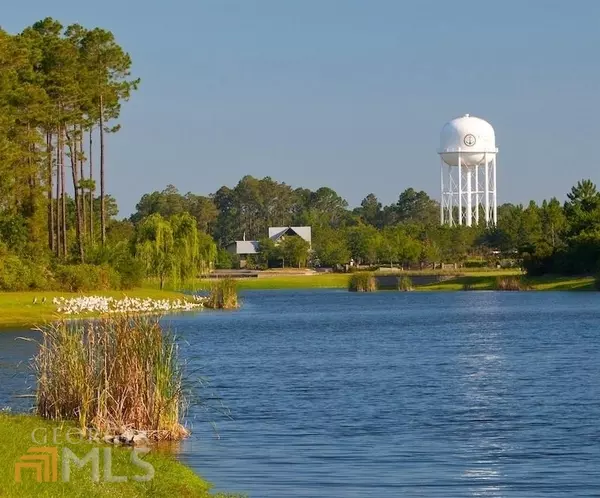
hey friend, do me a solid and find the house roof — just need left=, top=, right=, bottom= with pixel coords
left=227, top=226, right=312, bottom=255
left=268, top=226, right=312, bottom=244
left=227, top=240, right=260, bottom=255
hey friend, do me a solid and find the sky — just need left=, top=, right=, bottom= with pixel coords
left=4, top=0, right=600, bottom=216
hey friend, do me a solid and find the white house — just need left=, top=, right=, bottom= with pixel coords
left=226, top=226, right=312, bottom=267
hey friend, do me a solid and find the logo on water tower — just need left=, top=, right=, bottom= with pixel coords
left=463, top=134, right=476, bottom=147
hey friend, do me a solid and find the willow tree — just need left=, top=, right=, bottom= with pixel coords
left=197, top=231, right=217, bottom=275
left=171, top=212, right=217, bottom=285
left=170, top=212, right=199, bottom=287
left=135, top=213, right=217, bottom=289
left=135, top=214, right=175, bottom=290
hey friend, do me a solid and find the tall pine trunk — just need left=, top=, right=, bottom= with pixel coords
left=67, top=126, right=85, bottom=262
left=55, top=130, right=62, bottom=258
left=61, top=128, right=67, bottom=257
left=80, top=124, right=86, bottom=241
left=47, top=132, right=55, bottom=253
left=99, top=94, right=106, bottom=246
left=89, top=127, right=94, bottom=244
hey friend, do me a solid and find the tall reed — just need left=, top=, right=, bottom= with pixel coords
left=206, top=278, right=239, bottom=309
left=33, top=316, right=188, bottom=440
left=398, top=276, right=413, bottom=291
left=494, top=276, right=529, bottom=291
left=348, top=272, right=377, bottom=292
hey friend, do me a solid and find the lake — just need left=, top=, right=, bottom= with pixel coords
left=1, top=290, right=600, bottom=497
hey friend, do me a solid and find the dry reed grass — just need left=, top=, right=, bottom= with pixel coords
left=348, top=272, right=377, bottom=292
left=494, top=276, right=529, bottom=291
left=205, top=278, right=239, bottom=309
left=32, top=315, right=188, bottom=440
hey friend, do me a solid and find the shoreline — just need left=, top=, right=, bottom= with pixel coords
left=0, top=273, right=595, bottom=330
left=187, top=272, right=595, bottom=292
left=0, top=413, right=241, bottom=497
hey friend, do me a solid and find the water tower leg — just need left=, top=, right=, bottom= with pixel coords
left=484, top=153, right=489, bottom=226
left=440, top=159, right=444, bottom=225
left=475, top=164, right=479, bottom=225
left=492, top=155, right=498, bottom=225
left=466, top=168, right=472, bottom=227
left=448, top=165, right=453, bottom=226
left=458, top=153, right=462, bottom=225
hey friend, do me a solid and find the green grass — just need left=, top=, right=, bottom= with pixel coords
left=143, top=274, right=351, bottom=291
left=0, top=413, right=243, bottom=497
left=0, top=289, right=189, bottom=330
left=145, top=270, right=596, bottom=293
left=419, top=274, right=595, bottom=291
left=233, top=273, right=350, bottom=290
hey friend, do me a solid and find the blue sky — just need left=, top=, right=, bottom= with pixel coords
left=4, top=0, right=600, bottom=216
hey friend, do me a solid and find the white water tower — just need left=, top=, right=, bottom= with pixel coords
left=438, top=114, right=498, bottom=226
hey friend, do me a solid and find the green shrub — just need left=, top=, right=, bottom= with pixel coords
left=464, top=260, right=487, bottom=268
left=0, top=255, right=31, bottom=291
left=594, top=274, right=600, bottom=291
left=114, top=255, right=145, bottom=289
left=215, top=248, right=233, bottom=269
left=98, top=264, right=121, bottom=290
left=348, top=265, right=380, bottom=273
left=0, top=255, right=50, bottom=291
left=348, top=272, right=377, bottom=292
left=398, top=276, right=413, bottom=291
left=54, top=264, right=121, bottom=292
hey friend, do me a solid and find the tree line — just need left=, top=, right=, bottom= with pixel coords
left=1, top=19, right=599, bottom=290
left=130, top=176, right=600, bottom=276
left=0, top=18, right=137, bottom=263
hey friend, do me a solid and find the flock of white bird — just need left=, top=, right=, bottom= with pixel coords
left=52, top=295, right=206, bottom=315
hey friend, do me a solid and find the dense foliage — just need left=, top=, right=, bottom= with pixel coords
left=1, top=19, right=599, bottom=291
left=0, top=19, right=215, bottom=290
left=129, top=177, right=600, bottom=276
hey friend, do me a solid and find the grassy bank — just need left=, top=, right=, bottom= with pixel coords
left=0, top=413, right=241, bottom=498
left=1, top=271, right=592, bottom=331
left=419, top=274, right=595, bottom=291
left=174, top=270, right=593, bottom=292
left=0, top=289, right=189, bottom=330
left=144, top=273, right=351, bottom=291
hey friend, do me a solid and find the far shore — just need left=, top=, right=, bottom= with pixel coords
left=154, top=269, right=595, bottom=292
left=0, top=271, right=595, bottom=331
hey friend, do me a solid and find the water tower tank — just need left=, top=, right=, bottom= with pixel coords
left=439, top=114, right=496, bottom=167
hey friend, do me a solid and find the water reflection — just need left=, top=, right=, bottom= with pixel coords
left=457, top=293, right=510, bottom=497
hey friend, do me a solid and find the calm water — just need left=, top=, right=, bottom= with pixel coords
left=1, top=290, right=600, bottom=497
